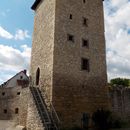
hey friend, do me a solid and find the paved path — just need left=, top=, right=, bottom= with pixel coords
left=0, top=120, right=25, bottom=130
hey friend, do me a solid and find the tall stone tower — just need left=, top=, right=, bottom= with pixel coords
left=30, top=0, right=109, bottom=128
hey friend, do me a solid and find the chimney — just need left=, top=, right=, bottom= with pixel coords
left=23, top=70, right=27, bottom=74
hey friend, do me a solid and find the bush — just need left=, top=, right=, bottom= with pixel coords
left=92, top=109, right=122, bottom=130
left=110, top=78, right=130, bottom=87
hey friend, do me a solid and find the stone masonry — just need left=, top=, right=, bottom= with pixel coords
left=0, top=86, right=29, bottom=126
left=30, top=0, right=109, bottom=128
left=110, top=86, right=130, bottom=121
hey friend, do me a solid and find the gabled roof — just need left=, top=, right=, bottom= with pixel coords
left=31, top=0, right=104, bottom=11
left=0, top=70, right=29, bottom=88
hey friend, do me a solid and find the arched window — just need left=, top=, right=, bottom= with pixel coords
left=36, top=68, right=40, bottom=85
left=15, top=108, right=19, bottom=114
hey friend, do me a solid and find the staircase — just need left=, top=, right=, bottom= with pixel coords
left=30, top=87, right=59, bottom=130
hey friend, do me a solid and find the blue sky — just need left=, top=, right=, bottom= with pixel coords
left=0, top=0, right=130, bottom=84
left=0, top=0, right=34, bottom=83
left=0, top=0, right=34, bottom=49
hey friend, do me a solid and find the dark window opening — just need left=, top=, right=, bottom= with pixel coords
left=83, top=17, right=88, bottom=26
left=4, top=109, right=7, bottom=114
left=17, top=92, right=20, bottom=95
left=81, top=58, right=90, bottom=71
left=82, top=85, right=85, bottom=88
left=2, top=92, right=5, bottom=96
left=69, top=14, right=72, bottom=19
left=20, top=76, right=23, bottom=79
left=36, top=68, right=40, bottom=85
left=83, top=0, right=86, bottom=3
left=67, top=34, right=74, bottom=42
left=15, top=108, right=19, bottom=114
left=82, top=39, right=89, bottom=48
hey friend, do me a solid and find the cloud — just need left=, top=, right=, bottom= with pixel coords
left=0, top=26, right=13, bottom=39
left=104, top=0, right=130, bottom=80
left=14, top=29, right=30, bottom=40
left=0, top=44, right=31, bottom=84
left=0, top=26, right=30, bottom=40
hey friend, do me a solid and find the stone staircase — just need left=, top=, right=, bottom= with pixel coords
left=30, top=87, right=59, bottom=130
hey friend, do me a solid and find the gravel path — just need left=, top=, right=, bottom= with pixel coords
left=0, top=120, right=25, bottom=130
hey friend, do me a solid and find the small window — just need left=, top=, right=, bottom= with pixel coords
left=4, top=109, right=7, bottom=114
left=17, top=92, right=20, bottom=95
left=83, top=0, right=86, bottom=3
left=81, top=58, right=90, bottom=71
left=36, top=68, right=40, bottom=85
left=69, top=14, right=72, bottom=19
left=82, top=39, right=89, bottom=48
left=2, top=92, right=5, bottom=96
left=82, top=85, right=85, bottom=88
left=67, top=34, right=74, bottom=42
left=83, top=17, right=88, bottom=26
left=15, top=108, right=19, bottom=114
left=20, top=76, right=23, bottom=79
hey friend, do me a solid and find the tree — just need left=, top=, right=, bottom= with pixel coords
left=110, top=78, right=130, bottom=87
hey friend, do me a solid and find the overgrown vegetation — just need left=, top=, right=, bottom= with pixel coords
left=110, top=78, right=130, bottom=87
left=92, top=109, right=122, bottom=130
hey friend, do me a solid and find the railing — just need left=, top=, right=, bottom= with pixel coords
left=30, top=87, right=52, bottom=130
left=50, top=103, right=61, bottom=129
left=29, top=80, right=61, bottom=130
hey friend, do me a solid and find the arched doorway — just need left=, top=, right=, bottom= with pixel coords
left=36, top=68, right=40, bottom=85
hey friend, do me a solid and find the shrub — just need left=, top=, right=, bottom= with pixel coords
left=92, top=109, right=122, bottom=130
left=92, top=109, right=111, bottom=130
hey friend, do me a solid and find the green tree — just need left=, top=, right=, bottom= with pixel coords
left=110, top=78, right=130, bottom=87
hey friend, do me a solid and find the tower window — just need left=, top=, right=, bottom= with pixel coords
left=83, top=17, right=88, bottom=26
left=17, top=92, right=20, bottom=95
left=83, top=0, right=86, bottom=3
left=36, top=68, right=40, bottom=85
left=15, top=108, right=19, bottom=114
left=82, top=39, right=89, bottom=48
left=67, top=34, right=74, bottom=42
left=2, top=92, right=5, bottom=96
left=81, top=58, right=90, bottom=71
left=69, top=14, right=72, bottom=19
left=4, top=109, right=7, bottom=114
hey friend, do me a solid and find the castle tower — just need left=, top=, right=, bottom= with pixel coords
left=30, top=0, right=109, bottom=128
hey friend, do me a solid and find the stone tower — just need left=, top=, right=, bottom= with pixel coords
left=30, top=0, right=109, bottom=128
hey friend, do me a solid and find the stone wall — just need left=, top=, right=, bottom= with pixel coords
left=30, top=0, right=56, bottom=104
left=110, top=86, right=130, bottom=121
left=19, top=87, right=29, bottom=126
left=30, top=0, right=109, bottom=128
left=52, top=0, right=109, bottom=127
left=0, top=86, right=29, bottom=126
left=26, top=90, right=44, bottom=130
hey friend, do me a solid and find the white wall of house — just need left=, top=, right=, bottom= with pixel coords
left=6, top=71, right=28, bottom=88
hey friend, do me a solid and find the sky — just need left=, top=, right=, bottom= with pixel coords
left=0, top=0, right=130, bottom=84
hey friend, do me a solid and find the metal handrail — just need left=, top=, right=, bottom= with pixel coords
left=30, top=87, right=51, bottom=130
left=30, top=80, right=60, bottom=130
left=35, top=87, right=51, bottom=123
left=50, top=103, right=61, bottom=124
